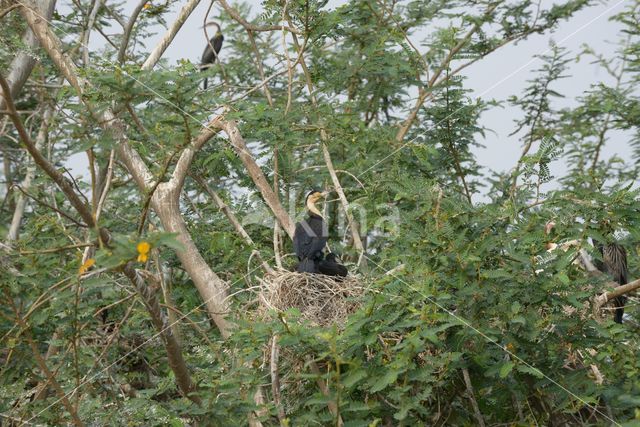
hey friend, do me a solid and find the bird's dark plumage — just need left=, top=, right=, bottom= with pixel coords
left=294, top=190, right=328, bottom=273
left=294, top=213, right=327, bottom=273
left=594, top=240, right=628, bottom=323
left=200, top=23, right=223, bottom=89
left=318, top=252, right=348, bottom=277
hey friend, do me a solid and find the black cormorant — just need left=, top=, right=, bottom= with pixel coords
left=319, top=252, right=348, bottom=277
left=593, top=239, right=628, bottom=324
left=293, top=190, right=328, bottom=273
left=200, top=21, right=223, bottom=89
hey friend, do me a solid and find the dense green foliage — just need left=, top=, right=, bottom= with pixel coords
left=2, top=0, right=640, bottom=425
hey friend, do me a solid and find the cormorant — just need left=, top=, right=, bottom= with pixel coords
left=319, top=252, right=348, bottom=277
left=293, top=190, right=328, bottom=273
left=593, top=239, right=628, bottom=324
left=200, top=21, right=223, bottom=89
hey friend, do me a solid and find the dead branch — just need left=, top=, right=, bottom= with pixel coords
left=579, top=250, right=640, bottom=319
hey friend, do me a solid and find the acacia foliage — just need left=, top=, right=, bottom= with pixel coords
left=1, top=0, right=640, bottom=425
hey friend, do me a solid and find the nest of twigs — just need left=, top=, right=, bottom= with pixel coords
left=258, top=270, right=366, bottom=327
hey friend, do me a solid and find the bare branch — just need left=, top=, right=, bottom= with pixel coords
left=213, top=119, right=296, bottom=238
left=81, top=0, right=103, bottom=67
left=117, top=0, right=150, bottom=64
left=462, top=368, right=485, bottom=427
left=141, top=0, right=201, bottom=70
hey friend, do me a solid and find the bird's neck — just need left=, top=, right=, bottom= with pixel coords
left=306, top=200, right=323, bottom=218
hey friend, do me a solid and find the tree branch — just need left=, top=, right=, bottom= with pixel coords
left=0, top=74, right=109, bottom=244
left=217, top=0, right=301, bottom=34
left=213, top=119, right=296, bottom=239
left=141, top=0, right=201, bottom=70
left=123, top=264, right=200, bottom=404
left=0, top=0, right=56, bottom=112
left=117, top=0, right=150, bottom=64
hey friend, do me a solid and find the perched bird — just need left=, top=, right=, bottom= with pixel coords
left=593, top=239, right=628, bottom=324
left=319, top=252, right=348, bottom=278
left=293, top=190, right=328, bottom=273
left=200, top=21, right=224, bottom=89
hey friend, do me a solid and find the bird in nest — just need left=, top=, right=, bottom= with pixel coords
left=293, top=190, right=348, bottom=277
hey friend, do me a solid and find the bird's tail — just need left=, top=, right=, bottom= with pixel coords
left=614, top=296, right=626, bottom=324
left=296, top=258, right=317, bottom=273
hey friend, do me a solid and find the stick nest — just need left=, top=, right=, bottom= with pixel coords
left=258, top=270, right=366, bottom=327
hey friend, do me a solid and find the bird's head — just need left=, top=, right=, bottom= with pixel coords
left=203, top=21, right=221, bottom=35
left=305, top=189, right=328, bottom=216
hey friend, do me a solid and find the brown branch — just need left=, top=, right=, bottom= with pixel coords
left=0, top=75, right=109, bottom=244
left=213, top=119, right=296, bottom=239
left=117, top=0, right=150, bottom=64
left=308, top=358, right=344, bottom=427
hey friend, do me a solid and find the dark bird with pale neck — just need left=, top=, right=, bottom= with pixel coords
left=200, top=21, right=223, bottom=89
left=293, top=190, right=329, bottom=273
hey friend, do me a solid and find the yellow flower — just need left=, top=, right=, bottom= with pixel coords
left=137, top=241, right=151, bottom=263
left=79, top=258, right=95, bottom=274
left=143, top=3, right=152, bottom=9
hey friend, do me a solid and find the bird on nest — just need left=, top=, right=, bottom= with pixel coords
left=293, top=190, right=348, bottom=277
left=200, top=21, right=224, bottom=89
